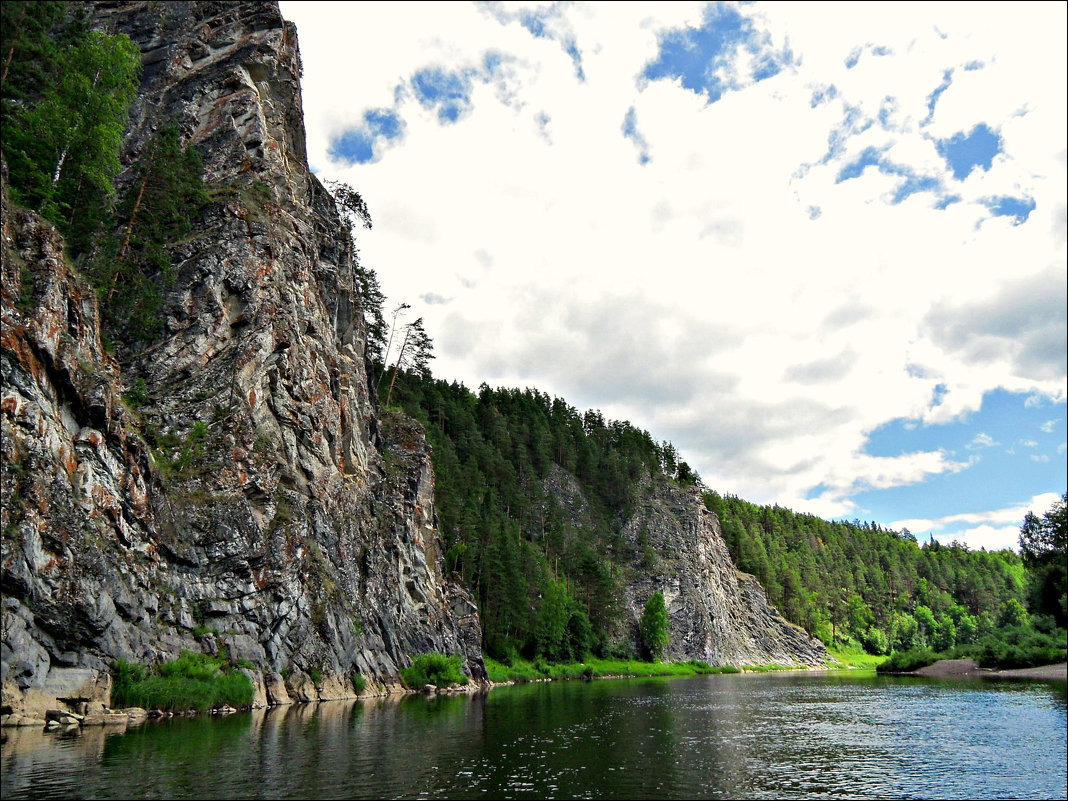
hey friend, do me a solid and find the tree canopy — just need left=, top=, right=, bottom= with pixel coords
left=3, top=22, right=141, bottom=255
left=640, top=591, right=669, bottom=661
left=1019, top=493, right=1067, bottom=627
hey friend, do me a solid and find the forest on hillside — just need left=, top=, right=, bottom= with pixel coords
left=706, top=493, right=1032, bottom=654
left=384, top=369, right=1057, bottom=664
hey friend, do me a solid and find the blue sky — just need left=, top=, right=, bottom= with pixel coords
left=280, top=1, right=1067, bottom=551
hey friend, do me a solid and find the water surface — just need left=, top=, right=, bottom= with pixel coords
left=3, top=672, right=1065, bottom=799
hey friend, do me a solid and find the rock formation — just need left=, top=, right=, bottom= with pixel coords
left=548, top=468, right=827, bottom=666
left=2, top=0, right=484, bottom=722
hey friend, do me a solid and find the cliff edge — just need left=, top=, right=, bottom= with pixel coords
left=2, top=0, right=484, bottom=722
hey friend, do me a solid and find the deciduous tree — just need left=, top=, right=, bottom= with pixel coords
left=640, top=590, right=669, bottom=661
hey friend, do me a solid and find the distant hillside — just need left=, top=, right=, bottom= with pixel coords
left=387, top=372, right=826, bottom=666
left=707, top=493, right=1027, bottom=653
left=390, top=370, right=1029, bottom=660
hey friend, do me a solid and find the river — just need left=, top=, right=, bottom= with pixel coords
left=2, top=671, right=1065, bottom=799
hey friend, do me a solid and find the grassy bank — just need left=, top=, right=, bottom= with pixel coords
left=111, top=651, right=255, bottom=712
left=825, top=644, right=885, bottom=670
left=482, top=656, right=822, bottom=684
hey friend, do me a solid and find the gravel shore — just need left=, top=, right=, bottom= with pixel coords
left=911, top=659, right=1067, bottom=681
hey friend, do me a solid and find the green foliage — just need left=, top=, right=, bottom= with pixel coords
left=1019, top=493, right=1067, bottom=627
left=326, top=179, right=372, bottom=230
left=891, top=612, right=921, bottom=652
left=355, top=262, right=388, bottom=361
left=351, top=673, right=367, bottom=694
left=639, top=591, right=669, bottom=661
left=383, top=317, right=434, bottom=406
left=152, top=420, right=210, bottom=475
left=401, top=653, right=466, bottom=689
left=861, top=626, right=890, bottom=656
left=973, top=626, right=1066, bottom=670
left=387, top=372, right=682, bottom=663
left=705, top=490, right=1029, bottom=655
left=3, top=26, right=140, bottom=255
left=123, top=378, right=149, bottom=410
left=875, top=648, right=939, bottom=674
left=534, top=580, right=592, bottom=662
left=875, top=624, right=1066, bottom=673
left=998, top=597, right=1030, bottom=630
left=111, top=651, right=254, bottom=711
left=1, top=3, right=68, bottom=106
left=483, top=655, right=737, bottom=684
left=90, top=123, right=209, bottom=345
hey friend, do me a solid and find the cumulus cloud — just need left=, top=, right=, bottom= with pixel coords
left=281, top=1, right=1066, bottom=533
left=922, top=267, right=1068, bottom=383
left=893, top=492, right=1064, bottom=551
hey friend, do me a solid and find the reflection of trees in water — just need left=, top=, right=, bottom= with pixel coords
left=4, top=676, right=1066, bottom=799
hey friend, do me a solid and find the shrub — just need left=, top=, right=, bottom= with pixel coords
left=352, top=673, right=367, bottom=694
left=401, top=653, right=466, bottom=689
left=111, top=650, right=254, bottom=711
left=875, top=648, right=938, bottom=674
left=861, top=626, right=890, bottom=656
left=974, top=627, right=1066, bottom=669
left=640, top=591, right=669, bottom=661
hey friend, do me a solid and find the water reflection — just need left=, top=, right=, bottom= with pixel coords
left=2, top=673, right=1065, bottom=800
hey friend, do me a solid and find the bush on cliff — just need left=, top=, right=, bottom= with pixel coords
left=401, top=653, right=466, bottom=689
left=640, top=591, right=669, bottom=661
left=111, top=651, right=254, bottom=711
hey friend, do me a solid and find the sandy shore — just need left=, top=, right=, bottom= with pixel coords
left=910, top=659, right=1067, bottom=681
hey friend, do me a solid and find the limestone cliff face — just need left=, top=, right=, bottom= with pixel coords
left=1, top=0, right=484, bottom=718
left=548, top=468, right=828, bottom=666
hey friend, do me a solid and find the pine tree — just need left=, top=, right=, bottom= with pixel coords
left=91, top=124, right=208, bottom=344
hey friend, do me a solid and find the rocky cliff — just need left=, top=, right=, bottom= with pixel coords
left=2, top=0, right=484, bottom=720
left=547, top=467, right=827, bottom=666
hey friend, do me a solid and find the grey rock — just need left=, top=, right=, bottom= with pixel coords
left=1, top=0, right=487, bottom=712
left=550, top=468, right=829, bottom=667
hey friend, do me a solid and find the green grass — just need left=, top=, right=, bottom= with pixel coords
left=111, top=651, right=254, bottom=711
left=401, top=653, right=467, bottom=689
left=484, top=656, right=747, bottom=684
left=826, top=645, right=885, bottom=670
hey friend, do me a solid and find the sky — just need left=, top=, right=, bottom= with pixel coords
left=278, top=1, right=1067, bottom=552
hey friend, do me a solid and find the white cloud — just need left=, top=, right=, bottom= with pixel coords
left=280, top=2, right=1067, bottom=525
left=892, top=492, right=1064, bottom=551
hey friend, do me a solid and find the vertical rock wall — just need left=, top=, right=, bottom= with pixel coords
left=2, top=0, right=485, bottom=719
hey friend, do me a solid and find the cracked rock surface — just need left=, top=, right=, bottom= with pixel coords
left=2, top=1, right=485, bottom=718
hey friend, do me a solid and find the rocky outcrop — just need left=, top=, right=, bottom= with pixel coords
left=2, top=0, right=485, bottom=721
left=548, top=468, right=828, bottom=666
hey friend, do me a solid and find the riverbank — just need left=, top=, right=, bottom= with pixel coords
left=909, top=659, right=1067, bottom=681
left=482, top=655, right=845, bottom=685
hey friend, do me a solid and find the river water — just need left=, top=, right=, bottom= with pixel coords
left=2, top=671, right=1065, bottom=799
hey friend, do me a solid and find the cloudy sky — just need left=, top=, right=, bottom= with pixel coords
left=278, top=1, right=1066, bottom=551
